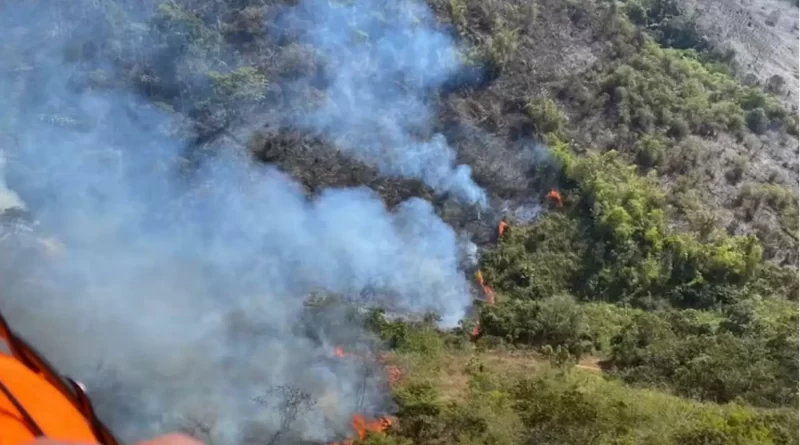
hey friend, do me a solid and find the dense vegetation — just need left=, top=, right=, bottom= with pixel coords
left=1, top=0, right=797, bottom=444
left=355, top=311, right=799, bottom=445
left=371, top=0, right=798, bottom=441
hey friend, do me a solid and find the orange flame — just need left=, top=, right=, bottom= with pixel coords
left=334, top=347, right=403, bottom=386
left=353, top=414, right=392, bottom=440
left=546, top=189, right=562, bottom=208
left=497, top=220, right=509, bottom=238
left=474, top=271, right=495, bottom=305
left=374, top=352, right=402, bottom=386
left=327, top=351, right=399, bottom=444
left=474, top=270, right=485, bottom=287
left=471, top=321, right=481, bottom=338
left=471, top=270, right=496, bottom=339
left=483, top=286, right=495, bottom=305
left=326, top=415, right=394, bottom=445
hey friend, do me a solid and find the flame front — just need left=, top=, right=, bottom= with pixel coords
left=497, top=220, right=509, bottom=238
left=326, top=414, right=394, bottom=445
left=471, top=269, right=496, bottom=338
left=473, top=270, right=495, bottom=305
left=546, top=189, right=562, bottom=208
left=326, top=347, right=401, bottom=444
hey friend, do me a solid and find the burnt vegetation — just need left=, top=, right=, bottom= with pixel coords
left=0, top=0, right=798, bottom=444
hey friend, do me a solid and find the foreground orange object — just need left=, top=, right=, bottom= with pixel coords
left=0, top=309, right=213, bottom=445
left=0, top=310, right=119, bottom=445
left=0, top=353, right=98, bottom=445
left=17, top=434, right=204, bottom=445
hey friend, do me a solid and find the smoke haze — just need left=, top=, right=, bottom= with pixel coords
left=274, top=0, right=488, bottom=206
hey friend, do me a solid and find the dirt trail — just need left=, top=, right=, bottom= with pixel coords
left=575, top=356, right=603, bottom=372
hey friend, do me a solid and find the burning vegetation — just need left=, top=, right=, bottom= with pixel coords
left=324, top=414, right=394, bottom=445
left=545, top=189, right=562, bottom=208
left=497, top=220, right=509, bottom=239
left=1, top=0, right=795, bottom=442
left=327, top=346, right=401, bottom=444
left=332, top=346, right=403, bottom=387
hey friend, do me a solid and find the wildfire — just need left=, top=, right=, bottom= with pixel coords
left=471, top=323, right=481, bottom=338
left=327, top=349, right=400, bottom=444
left=497, top=220, right=509, bottom=238
left=353, top=414, right=393, bottom=441
left=546, top=189, right=562, bottom=208
left=376, top=353, right=402, bottom=386
left=332, top=347, right=402, bottom=386
left=473, top=270, right=495, bottom=305
left=326, top=414, right=394, bottom=445
left=471, top=270, right=496, bottom=338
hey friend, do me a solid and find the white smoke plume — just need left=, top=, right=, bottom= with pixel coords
left=273, top=0, right=488, bottom=207
left=0, top=0, right=484, bottom=443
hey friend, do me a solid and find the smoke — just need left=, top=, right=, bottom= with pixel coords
left=0, top=152, right=25, bottom=211
left=273, top=0, right=488, bottom=207
left=0, top=0, right=483, bottom=444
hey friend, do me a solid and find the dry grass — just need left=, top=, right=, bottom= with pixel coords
left=392, top=347, right=602, bottom=402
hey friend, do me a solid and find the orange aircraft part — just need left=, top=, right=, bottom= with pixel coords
left=0, top=352, right=99, bottom=445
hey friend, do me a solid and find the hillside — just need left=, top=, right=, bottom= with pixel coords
left=0, top=0, right=797, bottom=444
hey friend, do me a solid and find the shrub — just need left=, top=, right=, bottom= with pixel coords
left=479, top=296, right=593, bottom=356
left=483, top=145, right=769, bottom=309
left=525, top=98, right=566, bottom=136
left=607, top=302, right=798, bottom=407
left=585, top=37, right=794, bottom=142
left=745, top=108, right=769, bottom=134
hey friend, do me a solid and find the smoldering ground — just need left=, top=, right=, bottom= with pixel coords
left=0, top=1, right=489, bottom=444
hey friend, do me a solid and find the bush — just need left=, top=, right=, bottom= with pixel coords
left=673, top=407, right=775, bottom=445
left=745, top=108, right=769, bottom=134
left=479, top=295, right=593, bottom=357
left=481, top=212, right=586, bottom=300
left=584, top=38, right=793, bottom=143
left=607, top=301, right=798, bottom=407
left=525, top=98, right=566, bottom=136
left=483, top=145, right=772, bottom=310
